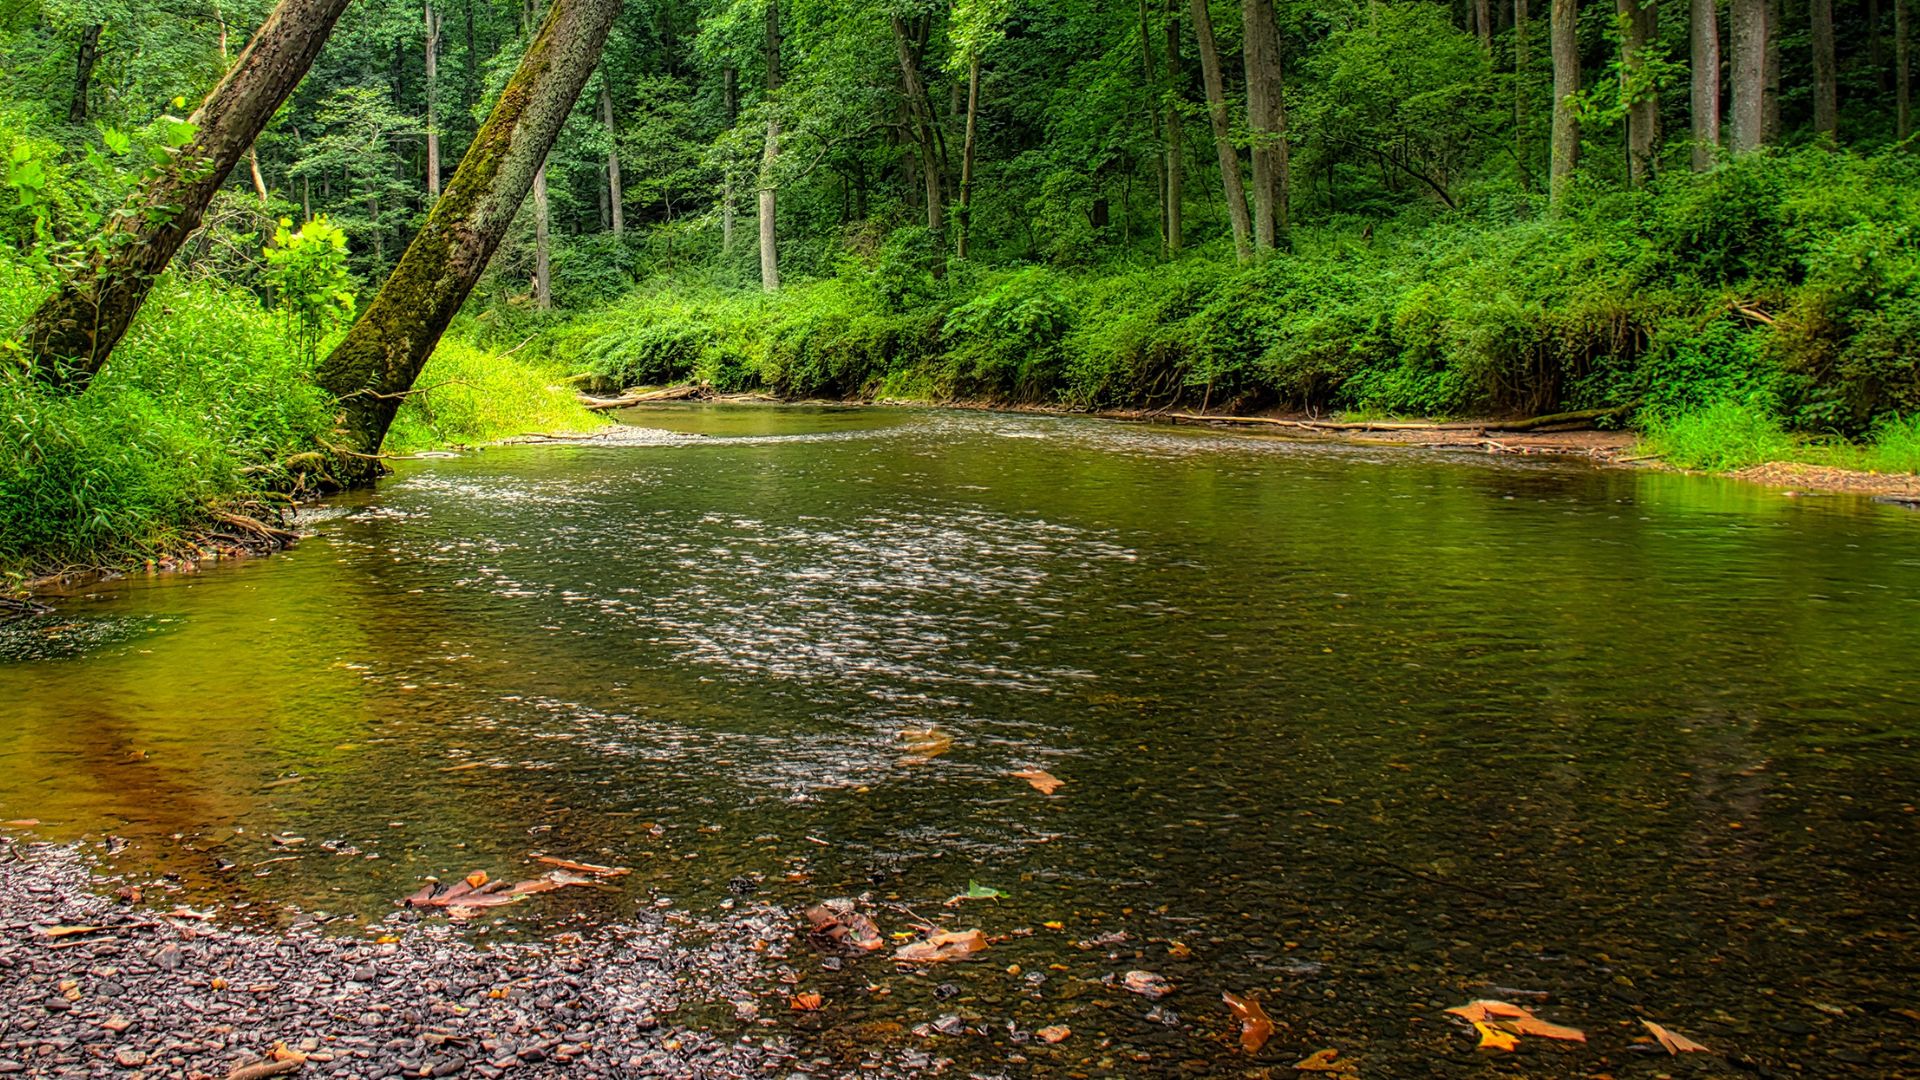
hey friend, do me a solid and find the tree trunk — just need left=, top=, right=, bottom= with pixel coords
left=313, top=0, right=620, bottom=477
left=1619, top=0, right=1659, bottom=184
left=957, top=55, right=979, bottom=259
left=425, top=0, right=441, bottom=196
left=1141, top=0, right=1166, bottom=255
left=600, top=81, right=623, bottom=234
left=1810, top=0, right=1837, bottom=139
left=1549, top=0, right=1579, bottom=208
left=1901, top=0, right=1913, bottom=140
left=532, top=162, right=550, bottom=308
left=891, top=14, right=945, bottom=235
left=1763, top=0, right=1781, bottom=142
left=1515, top=0, right=1532, bottom=189
left=759, top=0, right=781, bottom=291
left=24, top=0, right=354, bottom=388
left=1242, top=0, right=1289, bottom=250
left=1690, top=0, right=1720, bottom=168
left=722, top=62, right=738, bottom=252
left=1476, top=0, right=1494, bottom=53
left=70, top=24, right=102, bottom=124
left=1164, top=0, right=1184, bottom=253
left=1730, top=0, right=1768, bottom=150
left=1189, top=0, right=1251, bottom=260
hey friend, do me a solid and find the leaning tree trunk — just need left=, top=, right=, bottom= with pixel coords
left=1190, top=0, right=1251, bottom=260
left=314, top=0, right=621, bottom=481
left=1620, top=0, right=1659, bottom=185
left=1729, top=0, right=1768, bottom=150
left=892, top=15, right=946, bottom=236
left=23, top=0, right=354, bottom=389
left=1164, top=0, right=1185, bottom=253
left=1549, top=0, right=1580, bottom=209
left=600, top=82, right=623, bottom=234
left=1691, top=0, right=1720, bottom=168
left=1810, top=0, right=1837, bottom=140
left=1242, top=0, right=1289, bottom=250
left=70, top=24, right=102, bottom=124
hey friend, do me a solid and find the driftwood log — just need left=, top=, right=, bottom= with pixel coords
left=1163, top=403, right=1636, bottom=434
left=579, top=383, right=702, bottom=410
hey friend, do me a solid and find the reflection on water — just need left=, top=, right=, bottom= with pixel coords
left=5, top=406, right=1920, bottom=1075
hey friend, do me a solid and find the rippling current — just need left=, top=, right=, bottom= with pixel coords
left=5, top=405, right=1920, bottom=1076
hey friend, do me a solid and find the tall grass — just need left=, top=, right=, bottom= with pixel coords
left=1636, top=401, right=1801, bottom=471
left=383, top=338, right=602, bottom=453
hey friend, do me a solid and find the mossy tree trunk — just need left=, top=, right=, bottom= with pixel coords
left=314, top=0, right=621, bottom=481
left=1190, top=0, right=1251, bottom=261
left=1549, top=0, right=1580, bottom=209
left=23, top=0, right=354, bottom=390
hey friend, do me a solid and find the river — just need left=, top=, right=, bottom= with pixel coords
left=4, top=404, right=1919, bottom=1075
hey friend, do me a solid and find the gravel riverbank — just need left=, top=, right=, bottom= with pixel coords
left=0, top=841, right=801, bottom=1079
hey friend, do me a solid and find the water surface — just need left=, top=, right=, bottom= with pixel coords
left=5, top=405, right=1919, bottom=1075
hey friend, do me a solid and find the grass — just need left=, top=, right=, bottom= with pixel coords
left=384, top=338, right=604, bottom=454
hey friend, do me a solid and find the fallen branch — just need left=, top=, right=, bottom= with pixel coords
left=210, top=512, right=302, bottom=546
left=1482, top=403, right=1637, bottom=432
left=580, top=383, right=702, bottom=410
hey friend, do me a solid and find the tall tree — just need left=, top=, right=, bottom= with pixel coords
left=70, top=24, right=103, bottom=124
left=1549, top=0, right=1579, bottom=208
left=601, top=81, right=623, bottom=234
left=1762, top=0, right=1781, bottom=141
left=722, top=61, right=738, bottom=253
left=532, top=162, right=550, bottom=307
left=1164, top=0, right=1185, bottom=253
left=425, top=0, right=442, bottom=196
left=1515, top=0, right=1532, bottom=188
left=892, top=14, right=946, bottom=235
left=1690, top=0, right=1719, bottom=169
left=1809, top=0, right=1837, bottom=139
left=1242, top=0, right=1289, bottom=250
left=758, top=0, right=781, bottom=291
left=1730, top=0, right=1768, bottom=150
left=1619, top=0, right=1659, bottom=185
left=23, top=0, right=356, bottom=388
left=1189, top=0, right=1251, bottom=260
left=1476, top=0, right=1494, bottom=53
left=950, top=0, right=1005, bottom=260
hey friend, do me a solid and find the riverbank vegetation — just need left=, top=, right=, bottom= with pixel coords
left=5, top=0, right=1920, bottom=581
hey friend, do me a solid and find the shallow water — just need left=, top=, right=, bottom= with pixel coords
left=5, top=404, right=1920, bottom=1076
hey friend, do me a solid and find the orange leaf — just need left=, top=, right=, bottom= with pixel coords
left=1445, top=999, right=1533, bottom=1022
left=1642, top=1019, right=1710, bottom=1054
left=1294, top=1048, right=1343, bottom=1072
left=1474, top=1021, right=1519, bottom=1051
left=1510, top=1015, right=1586, bottom=1042
left=464, top=870, right=489, bottom=889
left=1012, top=768, right=1064, bottom=795
left=1223, top=992, right=1275, bottom=1053
left=1036, top=1025, right=1071, bottom=1043
left=894, top=929, right=989, bottom=963
left=900, top=729, right=954, bottom=763
left=790, top=992, right=824, bottom=1011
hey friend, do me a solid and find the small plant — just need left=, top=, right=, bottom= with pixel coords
left=1638, top=399, right=1800, bottom=471
left=263, top=216, right=357, bottom=364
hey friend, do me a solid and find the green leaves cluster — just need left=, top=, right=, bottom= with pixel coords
left=263, top=215, right=357, bottom=364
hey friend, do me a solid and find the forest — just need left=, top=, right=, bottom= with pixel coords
left=4, top=0, right=1920, bottom=578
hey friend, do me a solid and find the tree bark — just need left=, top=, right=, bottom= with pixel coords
left=957, top=55, right=979, bottom=258
left=1810, top=0, right=1837, bottom=139
left=1730, top=0, right=1768, bottom=150
left=1190, top=0, right=1251, bottom=260
left=313, top=0, right=621, bottom=476
left=1515, top=0, right=1532, bottom=189
left=891, top=14, right=945, bottom=235
left=532, top=162, right=550, bottom=308
left=1619, top=0, right=1659, bottom=185
left=1242, top=0, right=1289, bottom=250
left=23, top=0, right=353, bottom=388
left=722, top=62, right=737, bottom=252
left=1164, top=0, right=1184, bottom=253
left=1901, top=0, right=1913, bottom=140
left=759, top=0, right=781, bottom=291
left=1476, top=0, right=1494, bottom=53
left=600, top=81, right=623, bottom=234
left=1690, top=0, right=1720, bottom=168
left=1763, top=0, right=1781, bottom=142
left=1549, top=0, right=1579, bottom=209
left=70, top=24, right=102, bottom=124
left=425, top=0, right=441, bottom=196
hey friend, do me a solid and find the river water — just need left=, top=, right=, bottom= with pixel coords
left=5, top=405, right=1919, bottom=1076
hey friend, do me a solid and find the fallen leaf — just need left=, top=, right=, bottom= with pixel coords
left=1642, top=1019, right=1711, bottom=1054
left=1012, top=768, right=1064, bottom=795
left=464, top=870, right=489, bottom=889
left=1475, top=1021, right=1519, bottom=1051
left=894, top=929, right=990, bottom=963
left=1223, top=991, right=1275, bottom=1053
left=790, top=992, right=824, bottom=1011
left=900, top=729, right=954, bottom=763
left=1445, top=999, right=1532, bottom=1022
left=804, top=899, right=884, bottom=953
left=1509, top=1015, right=1586, bottom=1042
left=1122, top=970, right=1172, bottom=999
left=35, top=925, right=107, bottom=939
left=1036, top=1024, right=1071, bottom=1043
left=270, top=1043, right=306, bottom=1064
left=534, top=856, right=631, bottom=877
left=944, top=880, right=1006, bottom=906
left=1294, top=1048, right=1343, bottom=1072
left=1167, top=940, right=1192, bottom=959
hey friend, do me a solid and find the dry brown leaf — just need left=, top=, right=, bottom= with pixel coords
left=894, top=929, right=990, bottom=963
left=790, top=992, right=824, bottom=1011
left=804, top=900, right=884, bottom=952
left=1474, top=1021, right=1519, bottom=1051
left=1294, top=1048, right=1343, bottom=1072
left=269, top=1043, right=307, bottom=1064
left=1642, top=1019, right=1711, bottom=1054
left=900, top=729, right=954, bottom=763
left=35, top=925, right=107, bottom=939
left=1012, top=768, right=1064, bottom=795
left=534, top=856, right=631, bottom=877
left=1122, top=970, right=1172, bottom=998
left=1036, top=1024, right=1071, bottom=1043
left=1223, top=991, right=1275, bottom=1053
left=1509, top=1015, right=1586, bottom=1042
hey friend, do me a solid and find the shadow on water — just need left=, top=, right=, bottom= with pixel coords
left=5, top=405, right=1920, bottom=1075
